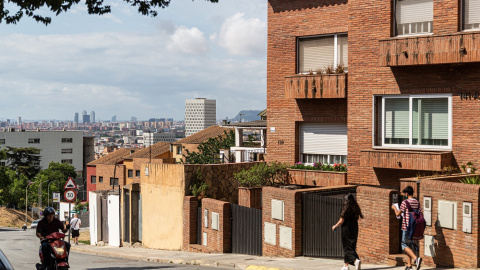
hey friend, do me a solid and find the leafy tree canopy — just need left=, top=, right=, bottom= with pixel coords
left=183, top=130, right=235, bottom=164
left=0, top=0, right=219, bottom=26
left=3, top=146, right=41, bottom=179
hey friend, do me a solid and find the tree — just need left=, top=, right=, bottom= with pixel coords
left=183, top=130, right=235, bottom=164
left=0, top=0, right=219, bottom=26
left=0, top=167, right=29, bottom=208
left=3, top=146, right=41, bottom=179
left=35, top=162, right=78, bottom=207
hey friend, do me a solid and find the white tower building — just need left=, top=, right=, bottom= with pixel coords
left=185, top=98, right=216, bottom=137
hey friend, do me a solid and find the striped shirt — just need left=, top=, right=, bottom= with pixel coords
left=400, top=198, right=422, bottom=231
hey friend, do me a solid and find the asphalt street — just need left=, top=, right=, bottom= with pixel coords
left=0, top=228, right=229, bottom=270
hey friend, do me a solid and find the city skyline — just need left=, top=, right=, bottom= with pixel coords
left=0, top=0, right=267, bottom=121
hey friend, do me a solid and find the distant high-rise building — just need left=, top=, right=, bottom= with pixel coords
left=74, top=113, right=79, bottom=123
left=82, top=110, right=87, bottom=116
left=112, top=115, right=117, bottom=122
left=131, top=117, right=137, bottom=122
left=185, top=98, right=216, bottom=137
left=167, top=118, right=173, bottom=122
left=90, top=111, right=95, bottom=123
left=82, top=115, right=90, bottom=123
left=17, top=117, right=21, bottom=125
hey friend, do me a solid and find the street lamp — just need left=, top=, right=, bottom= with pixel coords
left=25, top=181, right=33, bottom=226
left=47, top=180, right=58, bottom=207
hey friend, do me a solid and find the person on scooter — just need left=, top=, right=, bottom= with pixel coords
left=36, top=207, right=70, bottom=269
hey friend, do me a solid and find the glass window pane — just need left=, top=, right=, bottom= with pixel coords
left=412, top=98, right=448, bottom=146
left=396, top=0, right=433, bottom=35
left=384, top=98, right=410, bottom=144
left=464, top=0, right=480, bottom=30
left=298, top=36, right=335, bottom=73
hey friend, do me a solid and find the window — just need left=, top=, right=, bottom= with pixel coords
left=128, top=169, right=133, bottom=178
left=176, top=146, right=182, bottom=155
left=110, top=177, right=119, bottom=186
left=374, top=94, right=451, bottom=149
left=99, top=176, right=103, bottom=183
left=91, top=176, right=96, bottom=184
left=28, top=138, right=40, bottom=144
left=395, top=0, right=433, bottom=36
left=61, top=159, right=73, bottom=164
left=463, top=0, right=480, bottom=30
left=300, top=123, right=348, bottom=165
left=136, top=170, right=140, bottom=177
left=298, top=34, right=348, bottom=74
left=0, top=139, right=4, bottom=144
left=32, top=161, right=40, bottom=166
left=62, top=138, right=73, bottom=143
left=61, top=149, right=73, bottom=154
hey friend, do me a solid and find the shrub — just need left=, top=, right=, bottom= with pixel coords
left=461, top=175, right=480, bottom=185
left=234, top=162, right=291, bottom=188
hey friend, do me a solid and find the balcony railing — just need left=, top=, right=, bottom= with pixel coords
left=379, top=32, right=480, bottom=66
left=360, top=149, right=453, bottom=171
left=285, top=73, right=347, bottom=99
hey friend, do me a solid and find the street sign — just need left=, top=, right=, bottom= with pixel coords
left=52, top=192, right=60, bottom=203
left=64, top=177, right=78, bottom=189
left=64, top=189, right=77, bottom=202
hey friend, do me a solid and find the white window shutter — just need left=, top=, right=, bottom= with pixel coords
left=300, top=123, right=348, bottom=156
left=299, top=37, right=335, bottom=73
left=396, top=0, right=433, bottom=35
left=465, top=0, right=480, bottom=29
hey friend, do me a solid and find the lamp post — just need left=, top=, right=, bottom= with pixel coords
left=47, top=180, right=58, bottom=207
left=25, top=181, right=33, bottom=226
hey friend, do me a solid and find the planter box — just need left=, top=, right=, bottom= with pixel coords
left=288, top=169, right=347, bottom=186
left=238, top=187, right=262, bottom=209
left=361, top=149, right=452, bottom=171
left=285, top=73, right=347, bottom=99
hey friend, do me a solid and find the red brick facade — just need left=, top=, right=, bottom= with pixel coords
left=288, top=169, right=346, bottom=186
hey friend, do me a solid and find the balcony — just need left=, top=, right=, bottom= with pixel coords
left=285, top=73, right=347, bottom=99
left=360, top=149, right=453, bottom=171
left=379, top=32, right=480, bottom=66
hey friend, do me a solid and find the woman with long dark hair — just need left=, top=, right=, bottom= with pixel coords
left=332, top=193, right=364, bottom=270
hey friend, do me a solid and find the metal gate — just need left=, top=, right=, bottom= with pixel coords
left=101, top=197, right=109, bottom=243
left=302, top=193, right=344, bottom=257
left=231, top=204, right=262, bottom=256
left=197, top=207, right=202, bottom=245
left=123, top=190, right=130, bottom=243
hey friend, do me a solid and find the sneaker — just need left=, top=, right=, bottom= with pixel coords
left=354, top=259, right=361, bottom=270
left=415, top=257, right=422, bottom=270
left=405, top=267, right=413, bottom=270
left=341, top=266, right=349, bottom=270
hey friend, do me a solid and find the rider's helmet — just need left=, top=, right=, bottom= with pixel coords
left=43, top=207, right=55, bottom=217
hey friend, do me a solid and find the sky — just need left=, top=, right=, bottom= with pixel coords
left=0, top=0, right=267, bottom=122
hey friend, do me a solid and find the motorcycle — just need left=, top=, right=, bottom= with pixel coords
left=36, top=232, right=69, bottom=270
left=22, top=224, right=27, bottom=231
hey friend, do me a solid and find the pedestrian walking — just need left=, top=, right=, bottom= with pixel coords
left=70, top=213, right=81, bottom=245
left=332, top=193, right=364, bottom=270
left=392, top=186, right=423, bottom=270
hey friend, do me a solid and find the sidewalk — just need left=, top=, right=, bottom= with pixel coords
left=71, top=243, right=450, bottom=270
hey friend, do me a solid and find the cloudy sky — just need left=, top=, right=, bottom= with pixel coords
left=0, top=0, right=267, bottom=122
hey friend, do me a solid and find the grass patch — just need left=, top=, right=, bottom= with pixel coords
left=79, top=240, right=90, bottom=245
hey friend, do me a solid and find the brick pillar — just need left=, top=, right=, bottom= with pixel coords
left=357, top=186, right=400, bottom=264
left=183, top=196, right=198, bottom=251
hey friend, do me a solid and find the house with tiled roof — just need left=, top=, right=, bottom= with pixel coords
left=86, top=148, right=135, bottom=201
left=171, top=125, right=234, bottom=163
left=121, top=141, right=175, bottom=185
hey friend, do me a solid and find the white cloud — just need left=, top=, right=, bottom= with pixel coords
left=166, top=26, right=208, bottom=54
left=217, top=13, right=266, bottom=56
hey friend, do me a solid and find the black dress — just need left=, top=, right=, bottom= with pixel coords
left=341, top=215, right=359, bottom=265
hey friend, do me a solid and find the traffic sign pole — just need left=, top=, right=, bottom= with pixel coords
left=68, top=201, right=71, bottom=244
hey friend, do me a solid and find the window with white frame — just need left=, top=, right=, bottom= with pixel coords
left=298, top=34, right=348, bottom=74
left=300, top=123, right=348, bottom=164
left=463, top=0, right=480, bottom=30
left=395, top=0, right=433, bottom=36
left=61, top=149, right=73, bottom=154
left=374, top=95, right=451, bottom=149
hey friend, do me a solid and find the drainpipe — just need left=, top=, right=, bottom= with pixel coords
left=416, top=179, right=421, bottom=201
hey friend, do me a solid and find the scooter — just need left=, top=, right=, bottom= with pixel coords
left=36, top=232, right=69, bottom=270
left=22, top=224, right=27, bottom=231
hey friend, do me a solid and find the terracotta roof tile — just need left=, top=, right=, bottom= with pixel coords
left=123, top=142, right=170, bottom=159
left=87, top=148, right=134, bottom=166
left=176, top=126, right=233, bottom=145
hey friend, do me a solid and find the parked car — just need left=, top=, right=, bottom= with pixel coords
left=0, top=249, right=14, bottom=270
left=30, top=219, right=40, bottom=229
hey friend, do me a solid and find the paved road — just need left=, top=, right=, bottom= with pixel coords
left=0, top=228, right=229, bottom=270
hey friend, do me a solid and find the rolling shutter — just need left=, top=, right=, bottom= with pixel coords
left=300, top=123, right=347, bottom=155
left=464, top=0, right=480, bottom=29
left=298, top=36, right=335, bottom=73
left=396, top=0, right=433, bottom=35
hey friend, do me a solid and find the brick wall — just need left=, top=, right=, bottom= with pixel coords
left=238, top=187, right=262, bottom=209
left=95, top=163, right=125, bottom=191
left=288, top=169, right=347, bottom=186
left=357, top=186, right=400, bottom=264
left=420, top=179, right=480, bottom=268
left=183, top=196, right=199, bottom=251
left=86, top=165, right=96, bottom=202
left=130, top=157, right=176, bottom=184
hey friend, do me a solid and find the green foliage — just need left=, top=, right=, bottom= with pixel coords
left=0, top=167, right=28, bottom=208
left=442, top=166, right=458, bottom=176
left=461, top=162, right=477, bottom=174
left=234, top=162, right=291, bottom=188
left=3, top=146, right=41, bottom=179
left=0, top=0, right=219, bottom=26
left=291, top=162, right=347, bottom=172
left=73, top=200, right=89, bottom=212
left=190, top=182, right=209, bottom=197
left=36, top=162, right=78, bottom=207
left=184, top=130, right=235, bottom=164
left=461, top=175, right=480, bottom=185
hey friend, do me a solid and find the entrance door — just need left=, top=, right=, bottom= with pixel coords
left=123, top=190, right=130, bottom=243
left=231, top=204, right=262, bottom=256
left=101, top=197, right=109, bottom=243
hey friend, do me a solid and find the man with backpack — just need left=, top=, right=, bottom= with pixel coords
left=391, top=186, right=423, bottom=270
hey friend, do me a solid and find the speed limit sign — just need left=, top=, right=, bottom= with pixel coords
left=64, top=190, right=77, bottom=202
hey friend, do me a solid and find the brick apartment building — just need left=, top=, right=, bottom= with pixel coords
left=266, top=0, right=480, bottom=187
